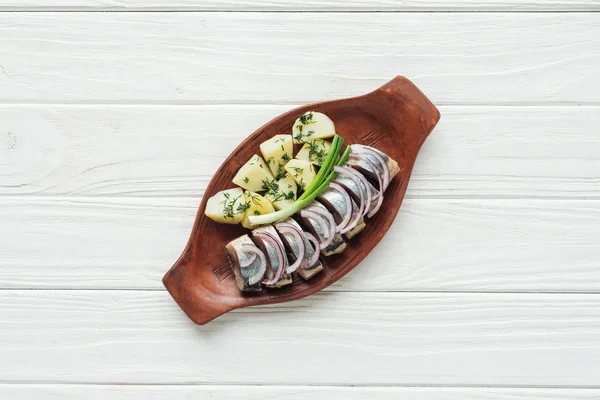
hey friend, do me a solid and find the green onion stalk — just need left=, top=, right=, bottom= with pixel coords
left=248, top=135, right=352, bottom=226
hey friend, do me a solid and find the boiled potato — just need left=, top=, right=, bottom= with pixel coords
left=241, top=191, right=275, bottom=229
left=205, top=187, right=245, bottom=224
left=259, top=134, right=293, bottom=177
left=232, top=154, right=274, bottom=192
left=264, top=174, right=297, bottom=211
left=292, top=111, right=336, bottom=144
left=284, top=159, right=316, bottom=192
left=295, top=139, right=332, bottom=166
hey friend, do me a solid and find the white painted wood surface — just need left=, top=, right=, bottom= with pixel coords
left=1, top=0, right=598, bottom=11
left=2, top=291, right=600, bottom=385
left=1, top=2, right=599, bottom=398
left=3, top=386, right=600, bottom=400
left=0, top=13, right=598, bottom=104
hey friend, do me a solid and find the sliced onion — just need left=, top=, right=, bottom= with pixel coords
left=300, top=209, right=330, bottom=239
left=340, top=200, right=362, bottom=234
left=326, top=182, right=353, bottom=232
left=303, top=231, right=321, bottom=267
left=240, top=244, right=266, bottom=285
left=365, top=158, right=384, bottom=218
left=353, top=146, right=390, bottom=191
left=339, top=165, right=372, bottom=218
left=333, top=167, right=365, bottom=218
left=305, top=206, right=336, bottom=246
left=300, top=208, right=335, bottom=248
left=275, top=222, right=305, bottom=273
left=239, top=252, right=257, bottom=268
left=254, top=232, right=286, bottom=286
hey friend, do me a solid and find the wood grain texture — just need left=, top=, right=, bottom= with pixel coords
left=2, top=385, right=600, bottom=400
left=2, top=197, right=599, bottom=291
left=2, top=105, right=599, bottom=198
left=0, top=0, right=597, bottom=11
left=2, top=290, right=600, bottom=385
left=0, top=13, right=598, bottom=104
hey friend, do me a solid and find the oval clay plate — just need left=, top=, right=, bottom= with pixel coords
left=163, top=76, right=440, bottom=325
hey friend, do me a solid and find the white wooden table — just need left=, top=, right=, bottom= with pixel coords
left=1, top=1, right=600, bottom=398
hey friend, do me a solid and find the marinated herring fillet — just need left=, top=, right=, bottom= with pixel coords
left=297, top=202, right=346, bottom=256
left=252, top=225, right=292, bottom=288
left=225, top=235, right=267, bottom=292
left=275, top=218, right=323, bottom=280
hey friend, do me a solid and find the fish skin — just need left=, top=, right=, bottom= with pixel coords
left=352, top=144, right=400, bottom=180
left=298, top=202, right=346, bottom=256
left=252, top=225, right=292, bottom=288
left=348, top=145, right=400, bottom=192
left=225, top=234, right=264, bottom=292
left=334, top=173, right=380, bottom=216
left=317, top=186, right=366, bottom=239
left=275, top=218, right=323, bottom=280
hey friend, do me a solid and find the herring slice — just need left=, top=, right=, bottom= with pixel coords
left=275, top=218, right=323, bottom=280
left=251, top=225, right=292, bottom=288
left=225, top=235, right=266, bottom=292
left=296, top=202, right=346, bottom=256
left=317, top=185, right=366, bottom=240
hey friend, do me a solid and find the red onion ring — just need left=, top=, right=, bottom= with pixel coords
left=240, top=244, right=267, bottom=285
left=353, top=146, right=390, bottom=191
left=340, top=199, right=362, bottom=234
left=274, top=222, right=305, bottom=273
left=303, top=231, right=321, bottom=267
left=305, top=206, right=337, bottom=247
left=338, top=165, right=372, bottom=218
left=254, top=232, right=286, bottom=285
left=326, top=182, right=352, bottom=232
left=300, top=208, right=335, bottom=248
left=239, top=252, right=257, bottom=268
left=365, top=158, right=384, bottom=218
left=333, top=167, right=365, bottom=218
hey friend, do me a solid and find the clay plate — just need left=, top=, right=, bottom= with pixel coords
left=163, top=76, right=440, bottom=325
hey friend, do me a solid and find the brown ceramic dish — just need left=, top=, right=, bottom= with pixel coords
left=163, top=76, right=440, bottom=325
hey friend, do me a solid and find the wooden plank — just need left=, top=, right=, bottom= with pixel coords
left=2, top=105, right=599, bottom=198
left=1, top=290, right=600, bottom=385
left=2, top=385, right=600, bottom=400
left=1, top=197, right=599, bottom=291
left=0, top=13, right=598, bottom=103
left=0, top=0, right=597, bottom=11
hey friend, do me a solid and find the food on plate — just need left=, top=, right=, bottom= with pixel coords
left=295, top=139, right=332, bottom=166
left=292, top=112, right=336, bottom=144
left=241, top=191, right=275, bottom=229
left=252, top=225, right=292, bottom=288
left=232, top=154, right=274, bottom=193
left=259, top=134, right=293, bottom=177
left=204, top=110, right=401, bottom=293
left=225, top=235, right=267, bottom=292
left=274, top=218, right=323, bottom=280
left=297, top=201, right=347, bottom=256
left=263, top=173, right=297, bottom=211
left=204, top=187, right=246, bottom=224
left=317, top=183, right=366, bottom=240
left=284, top=159, right=316, bottom=192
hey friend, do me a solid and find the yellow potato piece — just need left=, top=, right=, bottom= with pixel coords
left=241, top=191, right=276, bottom=229
left=232, top=154, right=274, bottom=192
left=264, top=174, right=297, bottom=211
left=205, top=187, right=245, bottom=224
left=284, top=159, right=316, bottom=192
left=259, top=134, right=293, bottom=176
left=292, top=111, right=336, bottom=144
left=295, top=139, right=332, bottom=166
